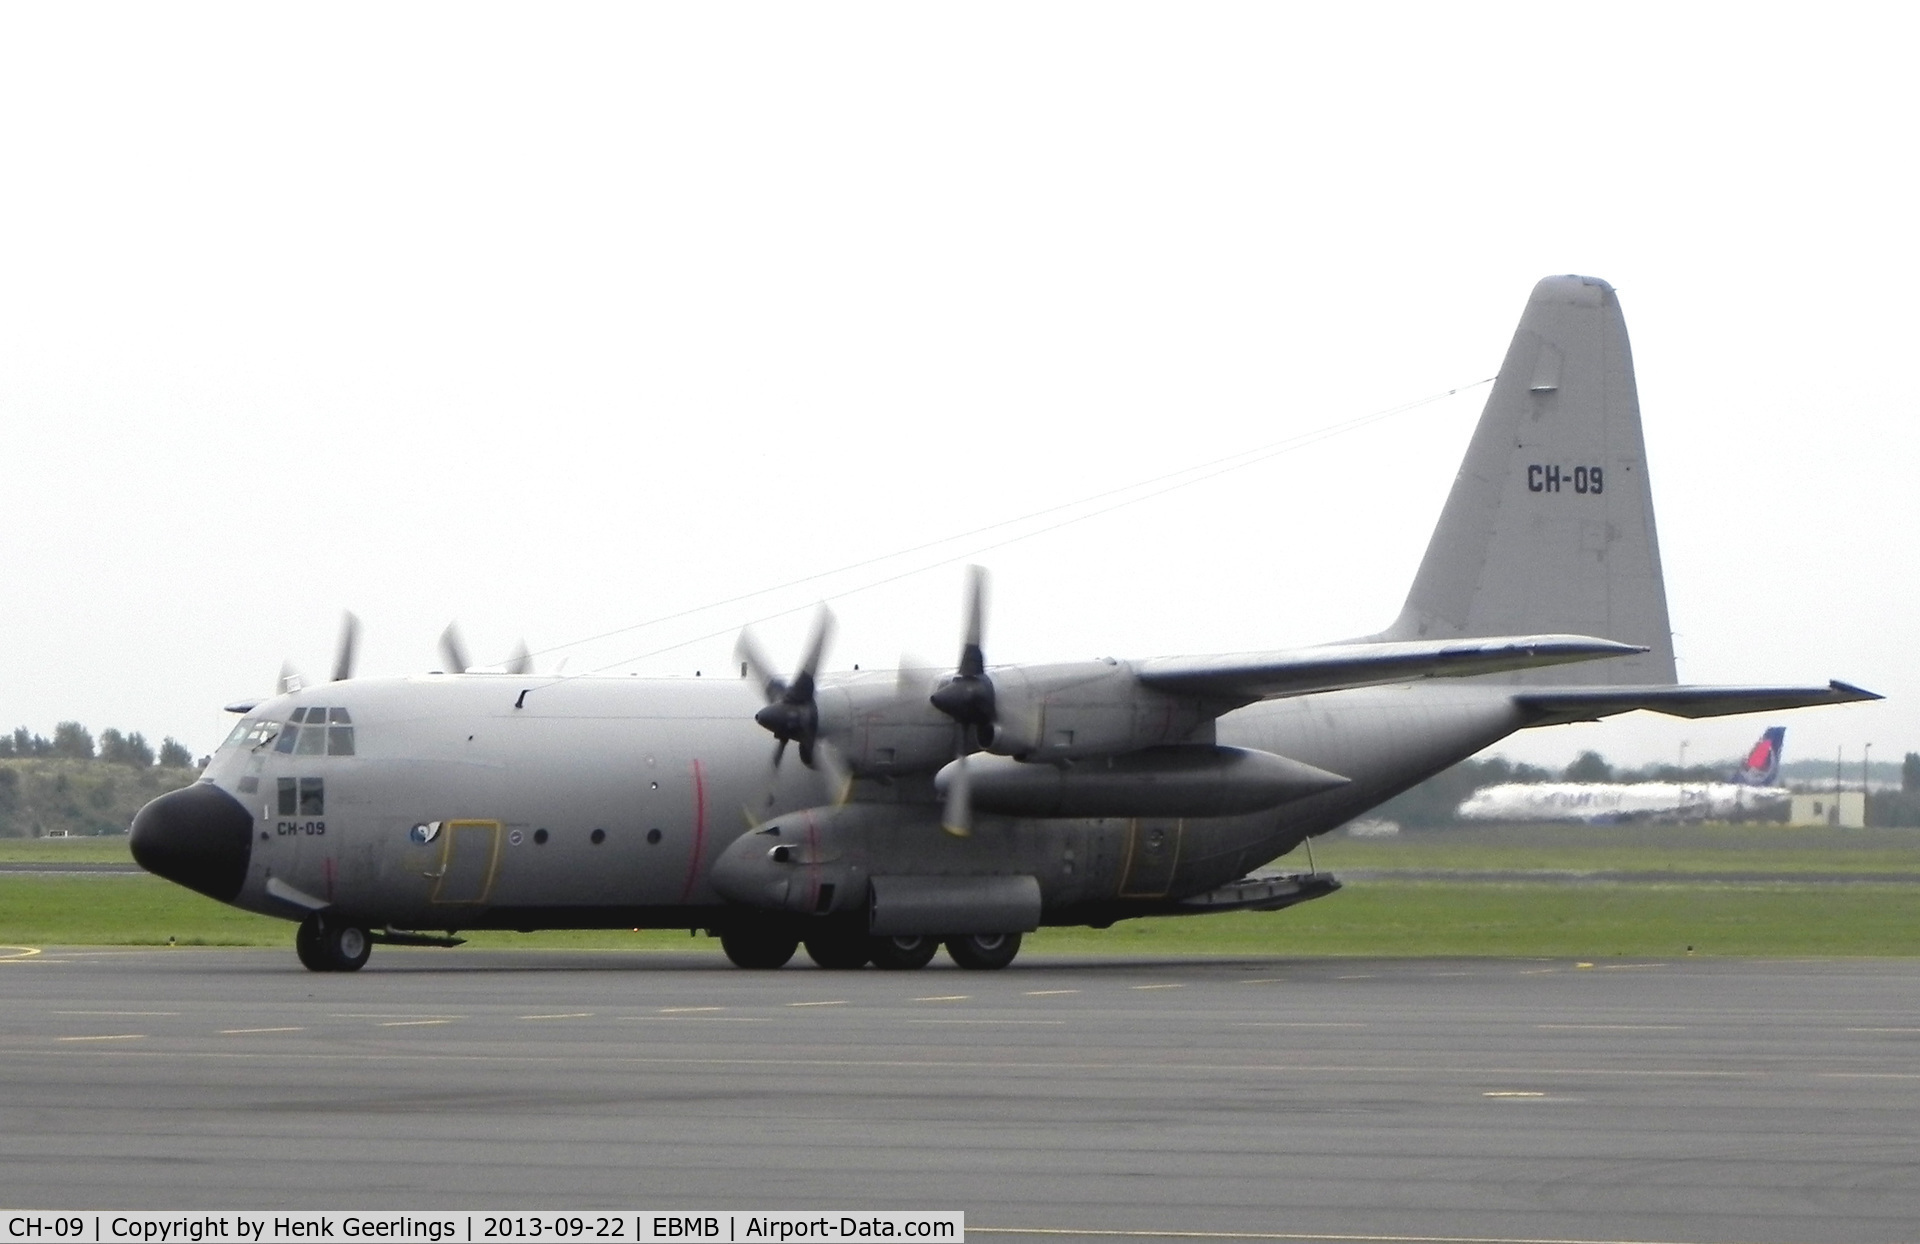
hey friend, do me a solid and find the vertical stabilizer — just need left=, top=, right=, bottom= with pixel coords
left=1733, top=727, right=1786, bottom=786
left=1380, top=276, right=1677, bottom=686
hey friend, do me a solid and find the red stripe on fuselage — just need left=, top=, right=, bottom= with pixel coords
left=678, top=760, right=709, bottom=903
left=805, top=810, right=822, bottom=914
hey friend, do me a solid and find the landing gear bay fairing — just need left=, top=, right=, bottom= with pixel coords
left=132, top=277, right=1876, bottom=972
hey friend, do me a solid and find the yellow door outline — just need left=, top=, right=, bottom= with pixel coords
left=431, top=819, right=502, bottom=904
left=1117, top=819, right=1183, bottom=899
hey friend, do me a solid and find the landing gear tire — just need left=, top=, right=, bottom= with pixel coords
left=297, top=913, right=372, bottom=972
left=325, top=922, right=372, bottom=971
left=869, top=935, right=939, bottom=970
left=295, top=915, right=328, bottom=971
left=721, top=925, right=800, bottom=969
left=945, top=932, right=1022, bottom=970
left=804, top=929, right=873, bottom=970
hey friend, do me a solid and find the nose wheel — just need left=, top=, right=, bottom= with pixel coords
left=296, top=912, right=372, bottom=972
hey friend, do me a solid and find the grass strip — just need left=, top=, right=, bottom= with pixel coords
left=6, top=874, right=1919, bottom=958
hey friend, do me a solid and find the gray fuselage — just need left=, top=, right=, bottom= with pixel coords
left=199, top=672, right=1526, bottom=933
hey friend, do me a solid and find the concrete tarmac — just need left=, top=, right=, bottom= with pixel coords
left=2, top=945, right=1918, bottom=1244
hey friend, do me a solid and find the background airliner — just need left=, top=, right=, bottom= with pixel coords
left=1456, top=727, right=1789, bottom=823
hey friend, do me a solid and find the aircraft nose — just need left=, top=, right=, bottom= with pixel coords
left=130, top=782, right=255, bottom=903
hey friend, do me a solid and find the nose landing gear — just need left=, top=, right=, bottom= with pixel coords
left=295, top=912, right=372, bottom=972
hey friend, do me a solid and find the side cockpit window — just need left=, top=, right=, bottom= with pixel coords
left=271, top=707, right=356, bottom=756
left=277, top=776, right=325, bottom=816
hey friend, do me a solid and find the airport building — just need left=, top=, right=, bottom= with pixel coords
left=1788, top=791, right=1867, bottom=828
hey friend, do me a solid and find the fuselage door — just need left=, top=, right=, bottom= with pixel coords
left=432, top=820, right=502, bottom=904
left=1117, top=819, right=1183, bottom=899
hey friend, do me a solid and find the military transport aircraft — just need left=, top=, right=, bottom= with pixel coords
left=130, top=276, right=1876, bottom=973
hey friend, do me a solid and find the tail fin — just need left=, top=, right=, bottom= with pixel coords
left=1377, top=275, right=1677, bottom=686
left=1732, top=727, right=1786, bottom=786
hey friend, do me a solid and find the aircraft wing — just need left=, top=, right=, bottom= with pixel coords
left=1513, top=681, right=1881, bottom=726
left=1135, top=634, right=1645, bottom=705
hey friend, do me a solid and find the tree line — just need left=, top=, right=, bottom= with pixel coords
left=0, top=722, right=197, bottom=769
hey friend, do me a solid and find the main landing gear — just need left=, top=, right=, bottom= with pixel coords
left=942, top=932, right=1021, bottom=970
left=718, top=923, right=1021, bottom=971
left=295, top=912, right=372, bottom=973
left=719, top=924, right=801, bottom=969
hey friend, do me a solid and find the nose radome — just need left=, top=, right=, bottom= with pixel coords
left=131, top=783, right=255, bottom=903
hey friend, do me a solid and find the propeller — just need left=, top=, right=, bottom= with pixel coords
left=738, top=606, right=837, bottom=771
left=894, top=653, right=941, bottom=701
left=438, top=624, right=471, bottom=675
left=267, top=610, right=358, bottom=701
left=331, top=612, right=361, bottom=682
left=440, top=623, right=533, bottom=675
left=940, top=736, right=973, bottom=838
left=930, top=566, right=994, bottom=836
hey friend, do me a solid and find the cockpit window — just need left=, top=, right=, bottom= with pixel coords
left=268, top=707, right=356, bottom=756
left=224, top=718, right=282, bottom=751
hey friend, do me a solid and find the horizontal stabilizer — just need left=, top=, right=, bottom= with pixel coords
left=1515, top=681, right=1880, bottom=726
left=1137, top=634, right=1645, bottom=705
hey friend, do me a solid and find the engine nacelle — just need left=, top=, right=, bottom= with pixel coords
left=977, top=660, right=1212, bottom=761
left=707, top=803, right=1042, bottom=936
left=809, top=659, right=1219, bottom=777
left=934, top=744, right=1348, bottom=819
left=814, top=671, right=964, bottom=776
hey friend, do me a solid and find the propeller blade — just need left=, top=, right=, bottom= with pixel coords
left=505, top=639, right=532, bottom=677
left=439, top=624, right=470, bottom=675
left=895, top=654, right=939, bottom=701
left=930, top=566, right=995, bottom=748
left=941, top=748, right=972, bottom=838
left=735, top=628, right=785, bottom=703
left=788, top=606, right=836, bottom=705
left=331, top=612, right=361, bottom=683
left=958, top=564, right=987, bottom=677
left=814, top=739, right=853, bottom=806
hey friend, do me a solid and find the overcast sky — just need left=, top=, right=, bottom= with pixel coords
left=2, top=5, right=1912, bottom=772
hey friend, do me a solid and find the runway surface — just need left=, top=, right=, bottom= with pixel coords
left=3, top=946, right=1918, bottom=1244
